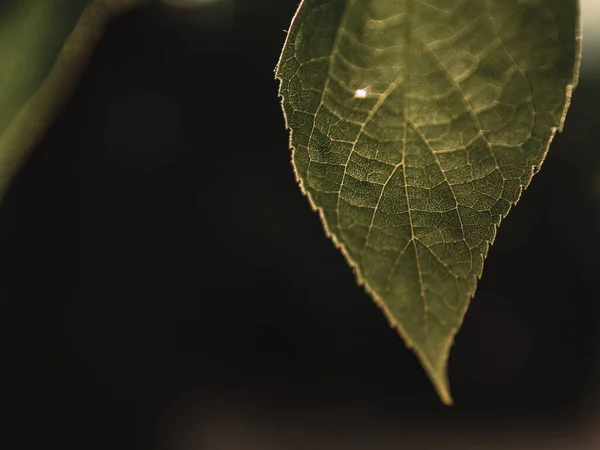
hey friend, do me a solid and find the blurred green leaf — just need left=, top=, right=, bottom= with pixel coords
left=0, top=0, right=144, bottom=199
left=276, top=0, right=580, bottom=404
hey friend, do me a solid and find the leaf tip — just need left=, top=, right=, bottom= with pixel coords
left=413, top=339, right=455, bottom=406
left=422, top=359, right=453, bottom=406
left=433, top=374, right=453, bottom=406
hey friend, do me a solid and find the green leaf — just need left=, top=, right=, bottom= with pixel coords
left=0, top=0, right=145, bottom=200
left=276, top=0, right=580, bottom=404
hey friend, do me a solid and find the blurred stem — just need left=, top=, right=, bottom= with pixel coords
left=0, top=0, right=147, bottom=201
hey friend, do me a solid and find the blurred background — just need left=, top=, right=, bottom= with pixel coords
left=0, top=0, right=598, bottom=448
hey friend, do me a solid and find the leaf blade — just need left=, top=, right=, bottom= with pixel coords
left=276, top=0, right=580, bottom=403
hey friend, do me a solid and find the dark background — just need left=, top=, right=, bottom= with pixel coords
left=0, top=1, right=598, bottom=448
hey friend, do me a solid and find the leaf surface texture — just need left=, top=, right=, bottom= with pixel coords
left=276, top=0, right=580, bottom=403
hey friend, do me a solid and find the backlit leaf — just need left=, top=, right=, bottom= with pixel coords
left=276, top=0, right=580, bottom=403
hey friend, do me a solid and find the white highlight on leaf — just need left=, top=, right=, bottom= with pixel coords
left=354, top=88, right=368, bottom=99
